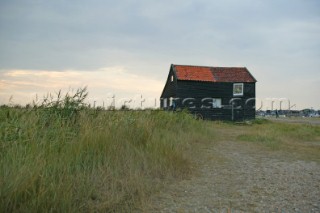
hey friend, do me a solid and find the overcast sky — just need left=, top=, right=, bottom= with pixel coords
left=0, top=0, right=319, bottom=109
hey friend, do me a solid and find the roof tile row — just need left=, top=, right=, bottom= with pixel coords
left=174, top=65, right=256, bottom=83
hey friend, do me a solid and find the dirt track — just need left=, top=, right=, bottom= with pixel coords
left=147, top=139, right=320, bottom=212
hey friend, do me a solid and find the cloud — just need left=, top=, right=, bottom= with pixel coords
left=0, top=67, right=164, bottom=108
left=1, top=0, right=319, bottom=71
left=0, top=0, right=319, bottom=109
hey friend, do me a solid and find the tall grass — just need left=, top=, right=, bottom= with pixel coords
left=0, top=89, right=213, bottom=212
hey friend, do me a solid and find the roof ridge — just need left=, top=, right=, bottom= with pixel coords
left=173, top=64, right=247, bottom=69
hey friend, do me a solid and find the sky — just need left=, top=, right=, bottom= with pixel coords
left=0, top=0, right=319, bottom=109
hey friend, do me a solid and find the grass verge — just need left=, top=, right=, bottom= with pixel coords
left=234, top=120, right=320, bottom=160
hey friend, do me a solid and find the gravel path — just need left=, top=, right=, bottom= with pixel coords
left=147, top=140, right=320, bottom=212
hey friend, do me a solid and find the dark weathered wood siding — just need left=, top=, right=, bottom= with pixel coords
left=160, top=66, right=177, bottom=108
left=171, top=81, right=255, bottom=120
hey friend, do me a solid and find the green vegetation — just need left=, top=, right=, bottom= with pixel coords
left=0, top=89, right=213, bottom=212
left=237, top=134, right=280, bottom=149
left=235, top=120, right=320, bottom=160
left=1, top=89, right=319, bottom=212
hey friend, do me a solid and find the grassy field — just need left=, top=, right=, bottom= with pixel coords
left=0, top=97, right=214, bottom=212
left=1, top=90, right=319, bottom=212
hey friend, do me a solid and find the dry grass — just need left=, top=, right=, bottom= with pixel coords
left=0, top=105, right=214, bottom=212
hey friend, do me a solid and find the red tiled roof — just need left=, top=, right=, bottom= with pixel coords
left=174, top=65, right=257, bottom=83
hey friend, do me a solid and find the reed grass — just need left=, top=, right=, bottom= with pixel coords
left=0, top=89, right=213, bottom=212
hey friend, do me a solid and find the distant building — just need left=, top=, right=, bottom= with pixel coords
left=160, top=64, right=257, bottom=121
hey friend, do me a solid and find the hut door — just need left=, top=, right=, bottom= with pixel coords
left=234, top=108, right=244, bottom=121
left=231, top=98, right=244, bottom=121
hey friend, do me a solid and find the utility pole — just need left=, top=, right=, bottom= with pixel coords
left=271, top=100, right=275, bottom=111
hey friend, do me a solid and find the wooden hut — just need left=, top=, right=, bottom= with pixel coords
left=160, top=64, right=257, bottom=121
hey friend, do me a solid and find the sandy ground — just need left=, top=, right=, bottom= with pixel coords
left=146, top=139, right=320, bottom=212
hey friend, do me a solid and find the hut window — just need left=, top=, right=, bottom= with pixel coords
left=212, top=98, right=222, bottom=108
left=171, top=75, right=174, bottom=82
left=233, top=83, right=244, bottom=96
